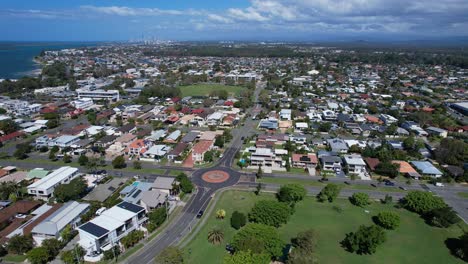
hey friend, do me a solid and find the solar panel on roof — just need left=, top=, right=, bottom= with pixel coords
left=80, top=222, right=108, bottom=238
left=117, top=201, right=144, bottom=213
left=299, top=156, right=311, bottom=162
left=132, top=190, right=142, bottom=198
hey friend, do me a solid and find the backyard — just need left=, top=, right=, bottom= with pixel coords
left=183, top=190, right=466, bottom=264
left=179, top=84, right=246, bottom=97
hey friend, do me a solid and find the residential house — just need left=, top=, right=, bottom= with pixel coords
left=32, top=201, right=90, bottom=245
left=151, top=177, right=177, bottom=195
left=139, top=190, right=168, bottom=212
left=119, top=181, right=152, bottom=204
left=142, top=145, right=171, bottom=161
left=426, top=127, right=448, bottom=138
left=327, top=138, right=348, bottom=153
left=78, top=202, right=147, bottom=262
left=411, top=161, right=443, bottom=178
left=291, top=153, right=318, bottom=169
left=192, top=140, right=214, bottom=163
left=343, top=154, right=368, bottom=178
left=164, top=130, right=181, bottom=144
left=402, top=121, right=428, bottom=136
left=167, top=142, right=188, bottom=161
left=250, top=148, right=283, bottom=169
left=392, top=160, right=421, bottom=178
left=27, top=167, right=80, bottom=200
left=48, top=135, right=80, bottom=149
left=320, top=155, right=342, bottom=171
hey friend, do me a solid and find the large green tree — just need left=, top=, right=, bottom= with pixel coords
left=27, top=247, right=50, bottom=264
left=317, top=184, right=341, bottom=203
left=223, top=250, right=270, bottom=264
left=112, top=155, right=126, bottom=169
left=231, top=211, right=247, bottom=230
left=231, top=223, right=284, bottom=258
left=7, top=235, right=34, bottom=254
left=248, top=200, right=291, bottom=227
left=277, top=184, right=307, bottom=204
left=349, top=192, right=371, bottom=207
left=425, top=207, right=461, bottom=228
left=156, top=246, right=184, bottom=264
left=401, top=191, right=446, bottom=215
left=374, top=211, right=400, bottom=230
left=53, top=177, right=87, bottom=203
left=341, top=225, right=386, bottom=255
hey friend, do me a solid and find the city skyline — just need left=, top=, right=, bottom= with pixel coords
left=1, top=0, right=468, bottom=41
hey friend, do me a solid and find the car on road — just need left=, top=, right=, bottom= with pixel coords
left=197, top=210, right=204, bottom=218
left=399, top=186, right=407, bottom=190
left=384, top=181, right=395, bottom=186
left=435, top=182, right=445, bottom=187
left=371, top=184, right=377, bottom=188
left=344, top=181, right=351, bottom=185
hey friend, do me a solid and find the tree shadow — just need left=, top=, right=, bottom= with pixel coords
left=444, top=237, right=464, bottom=261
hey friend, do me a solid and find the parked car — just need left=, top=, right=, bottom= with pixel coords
left=435, top=182, right=445, bottom=187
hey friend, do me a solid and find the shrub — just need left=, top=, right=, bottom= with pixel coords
left=349, top=192, right=371, bottom=207
left=374, top=211, right=400, bottom=230
left=230, top=211, right=247, bottom=230
left=249, top=200, right=291, bottom=227
left=341, top=225, right=386, bottom=255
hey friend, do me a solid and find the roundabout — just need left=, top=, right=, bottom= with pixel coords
left=201, top=170, right=230, bottom=183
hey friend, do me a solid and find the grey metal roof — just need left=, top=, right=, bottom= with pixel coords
left=33, top=201, right=90, bottom=236
left=152, top=177, right=175, bottom=190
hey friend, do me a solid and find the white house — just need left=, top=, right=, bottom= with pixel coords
left=77, top=88, right=120, bottom=101
left=27, top=167, right=80, bottom=200
left=279, top=109, right=292, bottom=120
left=78, top=202, right=147, bottom=262
left=343, top=154, right=368, bottom=179
left=48, top=135, right=80, bottom=148
left=70, top=98, right=94, bottom=110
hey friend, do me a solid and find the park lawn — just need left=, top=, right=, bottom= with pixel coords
left=258, top=177, right=404, bottom=192
left=179, top=84, right=246, bottom=97
left=183, top=191, right=276, bottom=263
left=183, top=190, right=465, bottom=264
left=2, top=254, right=27, bottom=262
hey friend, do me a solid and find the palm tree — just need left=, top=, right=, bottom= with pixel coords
left=207, top=229, right=224, bottom=245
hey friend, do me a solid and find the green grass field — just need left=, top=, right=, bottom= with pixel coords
left=183, top=190, right=465, bottom=264
left=258, top=177, right=404, bottom=192
left=457, top=192, right=468, bottom=198
left=179, top=84, right=246, bottom=97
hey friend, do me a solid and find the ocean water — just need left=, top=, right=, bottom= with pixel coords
left=0, top=42, right=100, bottom=79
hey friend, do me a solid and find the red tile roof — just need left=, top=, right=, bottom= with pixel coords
left=364, top=157, right=380, bottom=171
left=192, top=140, right=213, bottom=155
left=0, top=131, right=24, bottom=143
left=292, top=153, right=318, bottom=164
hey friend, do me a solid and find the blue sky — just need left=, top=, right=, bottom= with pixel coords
left=1, top=0, right=467, bottom=41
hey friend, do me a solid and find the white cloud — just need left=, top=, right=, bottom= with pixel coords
left=207, top=14, right=233, bottom=23
left=227, top=7, right=269, bottom=22
left=1, top=1, right=467, bottom=37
